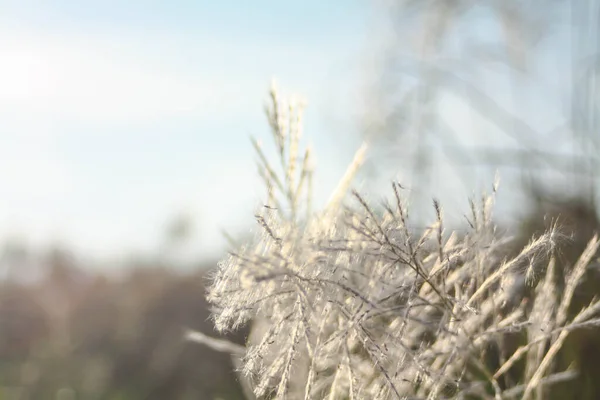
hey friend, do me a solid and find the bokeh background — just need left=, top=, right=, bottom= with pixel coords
left=0, top=0, right=598, bottom=399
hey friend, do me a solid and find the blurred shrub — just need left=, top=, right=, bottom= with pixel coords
left=0, top=255, right=247, bottom=400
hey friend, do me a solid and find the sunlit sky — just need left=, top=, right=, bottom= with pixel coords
left=0, top=0, right=376, bottom=265
left=0, top=1, right=588, bottom=270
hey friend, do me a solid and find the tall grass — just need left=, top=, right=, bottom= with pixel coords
left=204, top=84, right=600, bottom=399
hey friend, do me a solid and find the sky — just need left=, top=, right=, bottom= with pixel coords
left=0, top=1, right=594, bottom=273
left=0, top=0, right=375, bottom=267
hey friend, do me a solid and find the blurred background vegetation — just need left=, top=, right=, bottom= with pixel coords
left=0, top=0, right=599, bottom=399
left=0, top=238, right=249, bottom=399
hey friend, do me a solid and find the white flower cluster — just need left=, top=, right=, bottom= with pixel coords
left=206, top=86, right=600, bottom=400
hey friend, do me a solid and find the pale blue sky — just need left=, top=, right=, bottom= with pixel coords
left=0, top=0, right=373, bottom=265
left=0, top=1, right=590, bottom=270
